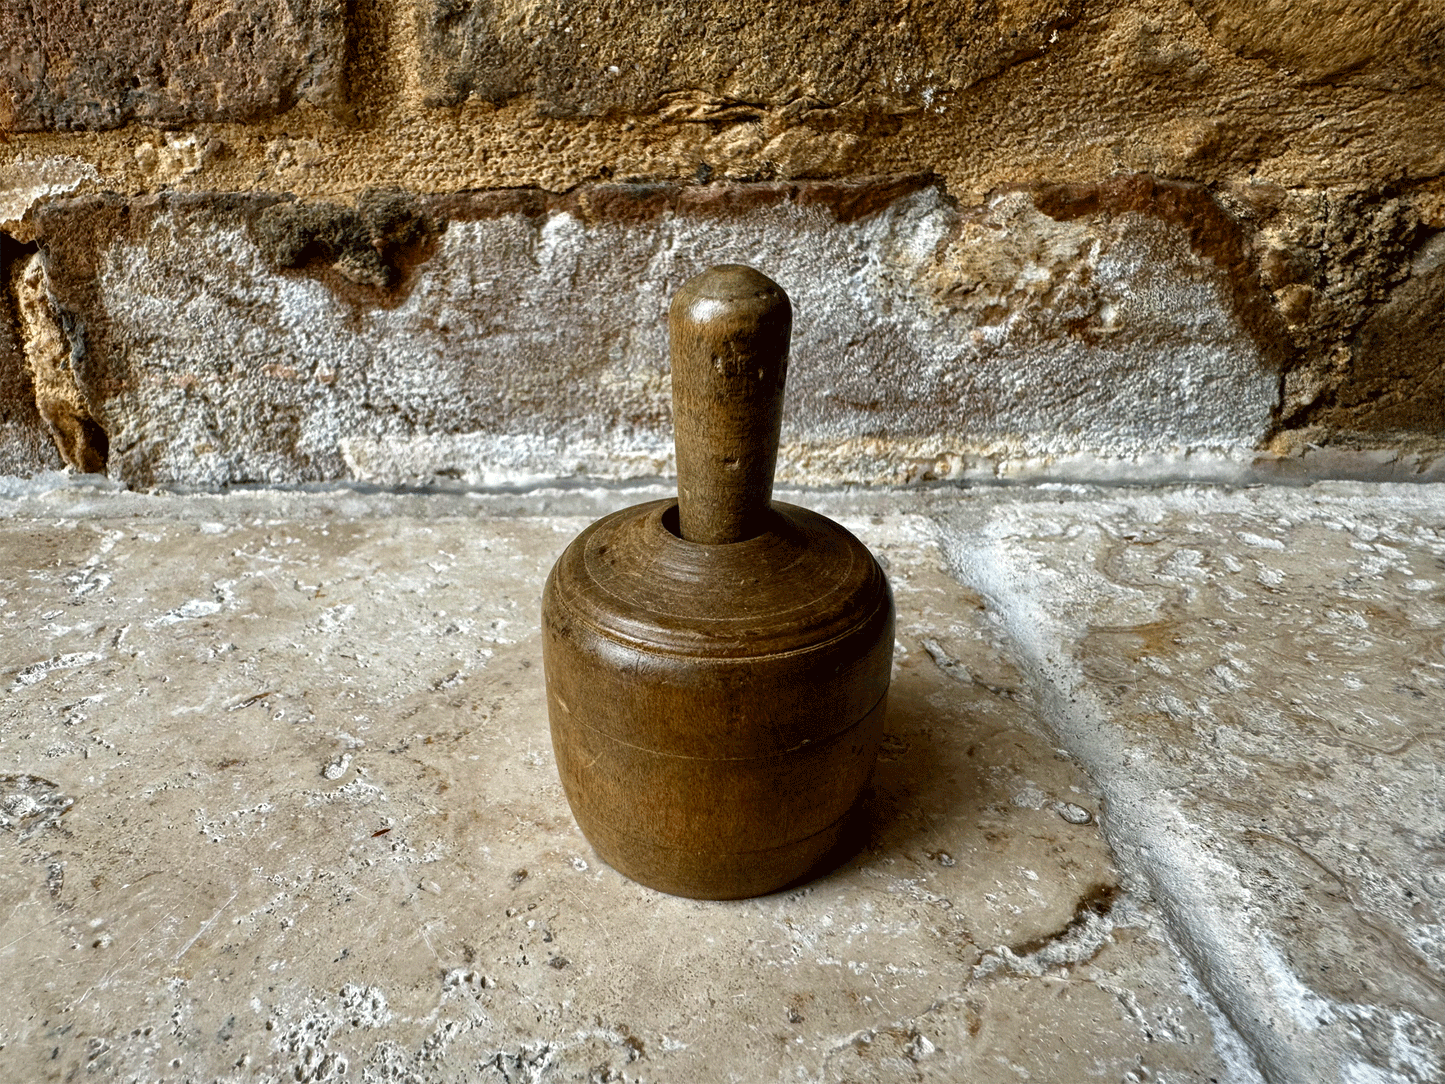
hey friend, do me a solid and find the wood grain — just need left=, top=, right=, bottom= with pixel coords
left=542, top=265, right=892, bottom=899
left=670, top=264, right=791, bottom=546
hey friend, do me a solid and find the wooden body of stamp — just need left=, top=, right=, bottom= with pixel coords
left=542, top=266, right=894, bottom=899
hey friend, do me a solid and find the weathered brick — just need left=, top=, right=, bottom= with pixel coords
left=31, top=180, right=1279, bottom=489
left=1322, top=242, right=1445, bottom=435
left=418, top=0, right=1082, bottom=114
left=1189, top=0, right=1445, bottom=90
left=0, top=0, right=347, bottom=132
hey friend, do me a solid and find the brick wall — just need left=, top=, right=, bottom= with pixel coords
left=3, top=0, right=1443, bottom=487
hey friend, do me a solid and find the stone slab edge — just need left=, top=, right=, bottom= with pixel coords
left=935, top=485, right=1445, bottom=1083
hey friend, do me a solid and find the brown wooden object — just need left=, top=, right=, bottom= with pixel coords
left=541, top=265, right=894, bottom=900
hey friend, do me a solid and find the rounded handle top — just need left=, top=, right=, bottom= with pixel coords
left=669, top=265, right=792, bottom=545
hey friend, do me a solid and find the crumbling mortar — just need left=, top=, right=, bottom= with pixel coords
left=1264, top=186, right=1438, bottom=441
left=8, top=245, right=107, bottom=472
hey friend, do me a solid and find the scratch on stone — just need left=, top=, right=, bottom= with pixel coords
left=9, top=651, right=103, bottom=691
left=175, top=891, right=238, bottom=963
left=77, top=892, right=191, bottom=1006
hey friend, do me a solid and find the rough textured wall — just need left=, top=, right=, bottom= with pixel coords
left=0, top=238, right=64, bottom=475
left=2, top=0, right=1443, bottom=486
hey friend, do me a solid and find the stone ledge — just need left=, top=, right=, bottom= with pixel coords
left=940, top=483, right=1445, bottom=1082
left=0, top=489, right=1229, bottom=1083
left=3, top=480, right=1444, bottom=1080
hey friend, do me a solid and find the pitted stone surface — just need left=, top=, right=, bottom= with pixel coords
left=417, top=0, right=1081, bottom=115
left=1308, top=234, right=1445, bottom=436
left=29, top=184, right=1278, bottom=489
left=1187, top=0, right=1445, bottom=89
left=939, top=483, right=1445, bottom=1083
left=0, top=255, right=62, bottom=477
left=0, top=486, right=1233, bottom=1083
left=0, top=0, right=347, bottom=131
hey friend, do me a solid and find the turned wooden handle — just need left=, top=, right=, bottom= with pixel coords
left=669, top=265, right=792, bottom=545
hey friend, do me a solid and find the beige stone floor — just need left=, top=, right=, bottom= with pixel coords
left=1, top=478, right=1441, bottom=1083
